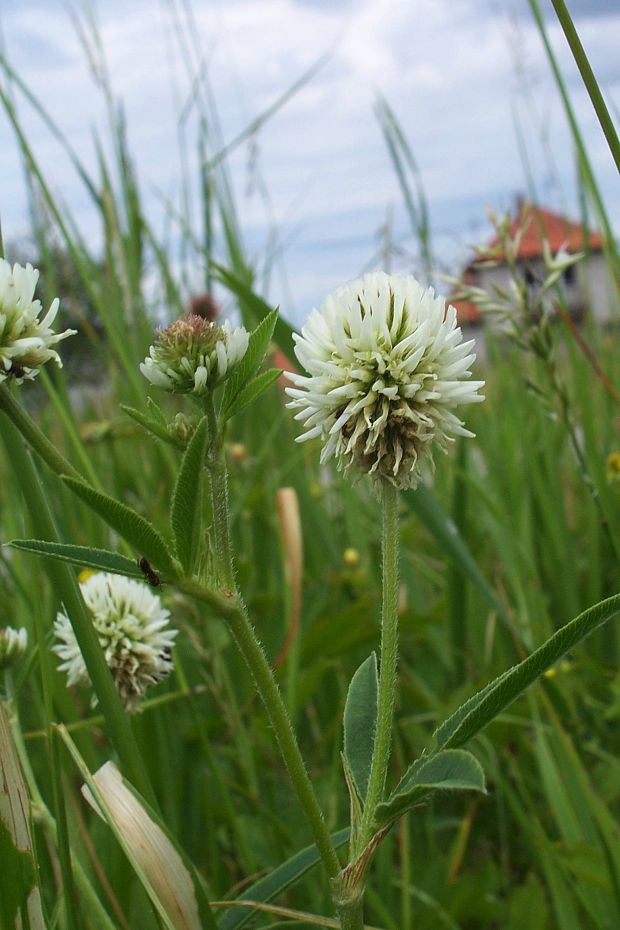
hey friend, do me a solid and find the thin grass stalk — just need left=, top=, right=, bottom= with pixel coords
left=0, top=84, right=145, bottom=401
left=527, top=0, right=620, bottom=283
left=38, top=370, right=102, bottom=489
left=0, top=384, right=85, bottom=482
left=449, top=440, right=468, bottom=686
left=29, top=593, right=79, bottom=929
left=549, top=0, right=620, bottom=174
left=0, top=414, right=156, bottom=807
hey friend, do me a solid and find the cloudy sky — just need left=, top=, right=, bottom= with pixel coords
left=0, top=0, right=618, bottom=324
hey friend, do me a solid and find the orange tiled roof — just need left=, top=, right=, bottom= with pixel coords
left=474, top=202, right=603, bottom=264
left=451, top=203, right=604, bottom=325
left=449, top=268, right=482, bottom=326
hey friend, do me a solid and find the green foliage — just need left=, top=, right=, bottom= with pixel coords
left=223, top=368, right=282, bottom=421
left=343, top=652, right=378, bottom=801
left=212, top=265, right=296, bottom=364
left=0, top=3, right=619, bottom=928
left=435, top=593, right=620, bottom=751
left=375, top=750, right=486, bottom=827
left=7, top=539, right=144, bottom=578
left=218, top=829, right=349, bottom=930
left=170, top=416, right=209, bottom=575
left=62, top=476, right=179, bottom=578
left=221, top=308, right=280, bottom=417
left=0, top=819, right=40, bottom=930
left=121, top=404, right=185, bottom=450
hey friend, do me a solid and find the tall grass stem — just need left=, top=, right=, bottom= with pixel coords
left=549, top=0, right=620, bottom=174
left=0, top=413, right=156, bottom=807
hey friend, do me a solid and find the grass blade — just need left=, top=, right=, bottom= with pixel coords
left=435, top=592, right=620, bottom=750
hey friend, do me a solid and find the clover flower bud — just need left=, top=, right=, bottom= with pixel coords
left=140, top=315, right=249, bottom=396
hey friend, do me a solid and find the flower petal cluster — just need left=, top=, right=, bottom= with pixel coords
left=0, top=259, right=76, bottom=383
left=53, top=573, right=177, bottom=712
left=140, top=314, right=249, bottom=396
left=286, top=272, right=484, bottom=489
left=0, top=626, right=28, bottom=671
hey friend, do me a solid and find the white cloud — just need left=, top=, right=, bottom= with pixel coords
left=0, top=0, right=618, bottom=320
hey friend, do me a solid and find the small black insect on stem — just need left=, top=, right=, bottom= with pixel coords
left=138, top=556, right=161, bottom=587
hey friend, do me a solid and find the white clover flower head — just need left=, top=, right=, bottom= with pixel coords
left=0, top=259, right=76, bottom=383
left=53, top=573, right=178, bottom=712
left=140, top=314, right=249, bottom=396
left=0, top=626, right=28, bottom=671
left=286, top=272, right=485, bottom=489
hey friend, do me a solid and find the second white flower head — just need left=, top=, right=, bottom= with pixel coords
left=286, top=272, right=484, bottom=489
left=53, top=573, right=177, bottom=712
left=0, top=259, right=76, bottom=383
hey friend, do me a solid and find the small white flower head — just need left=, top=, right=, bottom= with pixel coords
left=53, top=573, right=177, bottom=712
left=286, top=272, right=485, bottom=489
left=0, top=259, right=76, bottom=383
left=0, top=626, right=28, bottom=671
left=140, top=314, right=249, bottom=396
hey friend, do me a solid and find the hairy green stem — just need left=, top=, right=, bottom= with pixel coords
left=197, top=398, right=341, bottom=880
left=358, top=481, right=400, bottom=852
left=187, top=595, right=342, bottom=880
left=205, top=395, right=235, bottom=588
left=336, top=898, right=365, bottom=930
left=337, top=485, right=399, bottom=930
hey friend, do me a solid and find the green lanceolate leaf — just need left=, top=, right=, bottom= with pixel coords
left=223, top=369, right=282, bottom=421
left=170, top=416, right=209, bottom=575
left=343, top=652, right=379, bottom=801
left=62, top=477, right=179, bottom=579
left=222, top=308, right=279, bottom=416
left=212, top=263, right=296, bottom=364
left=146, top=396, right=168, bottom=427
left=434, top=592, right=620, bottom=751
left=375, top=749, right=486, bottom=827
left=121, top=404, right=184, bottom=450
left=7, top=540, right=144, bottom=579
left=218, top=828, right=349, bottom=930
